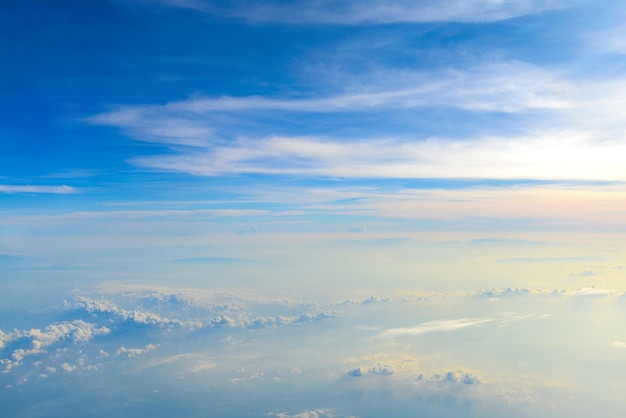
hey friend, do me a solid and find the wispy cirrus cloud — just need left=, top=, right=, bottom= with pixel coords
left=0, top=209, right=267, bottom=228
left=377, top=317, right=494, bottom=339
left=0, top=185, right=79, bottom=194
left=377, top=312, right=551, bottom=339
left=91, top=61, right=573, bottom=129
left=151, top=0, right=569, bottom=24
left=87, top=60, right=626, bottom=181
left=571, top=287, right=616, bottom=298
left=128, top=131, right=626, bottom=180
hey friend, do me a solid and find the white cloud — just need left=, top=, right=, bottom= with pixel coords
left=344, top=353, right=484, bottom=395
left=152, top=0, right=568, bottom=24
left=91, top=61, right=572, bottom=127
left=129, top=131, right=626, bottom=180
left=64, top=290, right=339, bottom=344
left=378, top=317, right=494, bottom=338
left=36, top=208, right=265, bottom=220
left=74, top=296, right=183, bottom=327
left=270, top=408, right=336, bottom=418
left=60, top=362, right=76, bottom=373
left=115, top=344, right=158, bottom=358
left=87, top=61, right=626, bottom=181
left=11, top=349, right=44, bottom=362
left=0, top=185, right=79, bottom=194
left=377, top=311, right=551, bottom=339
left=584, top=14, right=626, bottom=55
left=611, top=341, right=626, bottom=349
left=0, top=209, right=268, bottom=234
left=21, top=320, right=110, bottom=350
left=0, top=320, right=112, bottom=371
left=427, top=370, right=481, bottom=385
left=347, top=364, right=394, bottom=377
left=4, top=284, right=626, bottom=416
left=571, top=287, right=615, bottom=298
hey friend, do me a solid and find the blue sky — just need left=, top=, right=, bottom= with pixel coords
left=2, top=0, right=626, bottom=230
left=2, top=1, right=626, bottom=417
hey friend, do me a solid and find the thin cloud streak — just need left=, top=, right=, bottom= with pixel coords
left=153, top=0, right=569, bottom=24
left=91, top=61, right=573, bottom=124
left=130, top=132, right=626, bottom=180
left=88, top=62, right=626, bottom=181
left=377, top=312, right=550, bottom=339
left=0, top=208, right=266, bottom=223
left=377, top=317, right=494, bottom=339
left=0, top=185, right=79, bottom=194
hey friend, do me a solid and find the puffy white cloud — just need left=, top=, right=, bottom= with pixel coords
left=344, top=353, right=481, bottom=386
left=73, top=290, right=336, bottom=333
left=209, top=315, right=237, bottom=328
left=477, top=288, right=535, bottom=298
left=0, top=330, right=8, bottom=349
left=11, top=349, right=44, bottom=361
left=5, top=282, right=626, bottom=418
left=74, top=296, right=186, bottom=328
left=295, top=312, right=336, bottom=323
left=360, top=295, right=389, bottom=304
left=427, top=370, right=481, bottom=385
left=347, top=364, right=394, bottom=377
left=0, top=320, right=111, bottom=366
left=115, top=344, right=158, bottom=358
left=270, top=408, right=336, bottom=418
left=60, top=362, right=76, bottom=373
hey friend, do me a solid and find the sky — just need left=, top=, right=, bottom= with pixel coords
left=2, top=0, right=626, bottom=416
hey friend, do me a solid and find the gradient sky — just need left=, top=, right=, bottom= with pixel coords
left=2, top=1, right=626, bottom=417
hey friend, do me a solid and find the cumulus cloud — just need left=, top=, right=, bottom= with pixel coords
left=269, top=409, right=336, bottom=418
left=3, top=320, right=110, bottom=353
left=360, top=295, right=390, bottom=304
left=74, top=296, right=186, bottom=327
left=344, top=353, right=420, bottom=378
left=1, top=287, right=344, bottom=378
left=347, top=364, right=394, bottom=377
left=345, top=353, right=482, bottom=389
left=73, top=289, right=336, bottom=332
left=427, top=370, right=481, bottom=385
left=3, top=282, right=626, bottom=418
left=0, top=320, right=114, bottom=376
left=476, top=287, right=564, bottom=299
left=115, top=344, right=158, bottom=358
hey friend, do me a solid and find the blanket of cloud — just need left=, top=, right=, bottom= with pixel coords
left=3, top=0, right=626, bottom=416
left=3, top=284, right=626, bottom=418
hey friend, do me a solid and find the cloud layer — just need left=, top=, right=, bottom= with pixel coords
left=88, top=60, right=626, bottom=181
